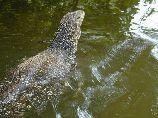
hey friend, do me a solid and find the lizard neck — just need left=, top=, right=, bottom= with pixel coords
left=50, top=36, right=78, bottom=56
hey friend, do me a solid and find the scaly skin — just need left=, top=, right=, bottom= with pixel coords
left=0, top=10, right=85, bottom=117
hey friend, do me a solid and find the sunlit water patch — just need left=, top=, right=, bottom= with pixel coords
left=129, top=0, right=158, bottom=116
left=130, top=0, right=158, bottom=61
left=151, top=45, right=158, bottom=60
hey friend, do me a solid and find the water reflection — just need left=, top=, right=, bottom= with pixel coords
left=78, top=0, right=158, bottom=117
left=1, top=0, right=158, bottom=118
left=130, top=0, right=158, bottom=60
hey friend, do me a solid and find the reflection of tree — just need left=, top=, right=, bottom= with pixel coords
left=78, top=0, right=140, bottom=45
left=0, top=0, right=78, bottom=26
left=0, top=0, right=83, bottom=45
left=0, top=0, right=84, bottom=40
left=0, top=0, right=141, bottom=32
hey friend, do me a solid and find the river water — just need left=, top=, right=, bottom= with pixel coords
left=0, top=0, right=158, bottom=118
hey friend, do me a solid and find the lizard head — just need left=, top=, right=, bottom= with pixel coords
left=52, top=10, right=85, bottom=54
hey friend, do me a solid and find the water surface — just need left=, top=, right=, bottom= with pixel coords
left=0, top=0, right=158, bottom=118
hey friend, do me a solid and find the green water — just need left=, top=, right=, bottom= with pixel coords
left=1, top=0, right=158, bottom=118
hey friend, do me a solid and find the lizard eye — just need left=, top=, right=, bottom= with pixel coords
left=77, top=16, right=80, bottom=19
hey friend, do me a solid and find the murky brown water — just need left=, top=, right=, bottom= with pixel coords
left=0, top=0, right=158, bottom=118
